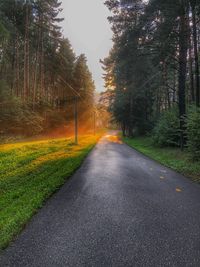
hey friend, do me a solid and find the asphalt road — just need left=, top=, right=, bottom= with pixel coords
left=1, top=132, right=200, bottom=267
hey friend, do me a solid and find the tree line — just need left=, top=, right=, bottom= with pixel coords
left=0, top=0, right=95, bottom=138
left=102, top=0, right=200, bottom=159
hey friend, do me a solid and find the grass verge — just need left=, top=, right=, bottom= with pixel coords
left=123, top=136, right=200, bottom=183
left=0, top=134, right=101, bottom=250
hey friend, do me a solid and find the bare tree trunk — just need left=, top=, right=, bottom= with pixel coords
left=178, top=3, right=188, bottom=150
left=33, top=17, right=41, bottom=107
left=191, top=4, right=200, bottom=106
left=128, top=90, right=133, bottom=137
left=172, top=68, right=177, bottom=103
left=122, top=122, right=126, bottom=137
left=24, top=2, right=30, bottom=101
left=15, top=33, right=20, bottom=97
left=189, top=36, right=195, bottom=103
left=40, top=13, right=45, bottom=100
left=11, top=40, right=15, bottom=96
left=163, top=62, right=171, bottom=109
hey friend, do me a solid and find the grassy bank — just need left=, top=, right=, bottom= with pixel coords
left=0, top=134, right=101, bottom=250
left=123, top=136, right=200, bottom=183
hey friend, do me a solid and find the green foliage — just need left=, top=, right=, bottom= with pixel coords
left=103, top=0, right=176, bottom=136
left=0, top=1, right=95, bottom=138
left=0, top=21, right=9, bottom=40
left=152, top=108, right=180, bottom=147
left=74, top=54, right=95, bottom=101
left=186, top=107, right=200, bottom=160
left=104, top=0, right=200, bottom=149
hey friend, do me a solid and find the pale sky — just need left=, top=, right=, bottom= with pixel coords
left=61, top=0, right=113, bottom=92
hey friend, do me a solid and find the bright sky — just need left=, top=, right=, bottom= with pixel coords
left=61, top=0, right=113, bottom=92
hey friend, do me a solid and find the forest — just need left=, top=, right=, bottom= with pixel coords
left=0, top=0, right=95, bottom=140
left=102, top=0, right=200, bottom=160
left=1, top=0, right=200, bottom=261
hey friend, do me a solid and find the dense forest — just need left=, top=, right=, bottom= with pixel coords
left=103, top=0, right=200, bottom=159
left=0, top=0, right=95, bottom=139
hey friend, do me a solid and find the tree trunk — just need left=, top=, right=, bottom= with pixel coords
left=24, top=2, right=30, bottom=101
left=33, top=17, right=41, bottom=107
left=189, top=37, right=195, bottom=102
left=40, top=13, right=45, bottom=100
left=129, top=90, right=133, bottom=137
left=178, top=4, right=188, bottom=150
left=15, top=32, right=20, bottom=97
left=191, top=4, right=200, bottom=106
left=122, top=122, right=126, bottom=137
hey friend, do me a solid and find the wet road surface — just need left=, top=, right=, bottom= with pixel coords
left=1, top=132, right=200, bottom=266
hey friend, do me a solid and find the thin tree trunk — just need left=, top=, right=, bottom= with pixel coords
left=191, top=4, right=200, bottom=106
left=40, top=13, right=45, bottom=100
left=173, top=68, right=177, bottom=103
left=129, top=90, right=133, bottom=137
left=189, top=37, right=195, bottom=102
left=11, top=40, right=15, bottom=96
left=178, top=4, right=188, bottom=150
left=24, top=2, right=30, bottom=101
left=33, top=17, right=41, bottom=107
left=15, top=32, right=20, bottom=97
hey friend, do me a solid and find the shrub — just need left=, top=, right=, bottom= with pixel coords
left=186, top=107, right=200, bottom=161
left=152, top=108, right=180, bottom=147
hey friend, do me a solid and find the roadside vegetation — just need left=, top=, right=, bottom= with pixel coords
left=123, top=136, right=200, bottom=183
left=102, top=0, right=200, bottom=175
left=0, top=1, right=96, bottom=139
left=0, top=134, right=101, bottom=250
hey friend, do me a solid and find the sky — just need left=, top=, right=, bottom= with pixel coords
left=61, top=0, right=113, bottom=92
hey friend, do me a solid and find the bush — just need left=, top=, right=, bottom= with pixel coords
left=152, top=108, right=180, bottom=147
left=186, top=107, right=200, bottom=161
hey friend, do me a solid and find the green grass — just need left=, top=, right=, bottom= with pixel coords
left=0, top=135, right=101, bottom=250
left=123, top=136, right=200, bottom=183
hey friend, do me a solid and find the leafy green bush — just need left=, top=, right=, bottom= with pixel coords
left=152, top=108, right=180, bottom=147
left=186, top=107, right=200, bottom=161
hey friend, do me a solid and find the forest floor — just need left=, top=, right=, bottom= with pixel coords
left=123, top=136, right=200, bottom=183
left=0, top=134, right=102, bottom=250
